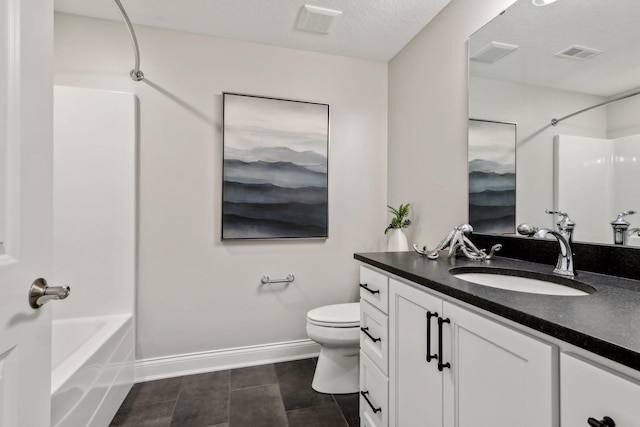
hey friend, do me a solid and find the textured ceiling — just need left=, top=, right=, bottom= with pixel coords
left=470, top=0, right=640, bottom=97
left=54, top=0, right=452, bottom=62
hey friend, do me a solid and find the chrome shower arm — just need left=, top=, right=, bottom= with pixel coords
left=551, top=89, right=640, bottom=126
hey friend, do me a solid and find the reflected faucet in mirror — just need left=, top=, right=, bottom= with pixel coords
left=610, top=211, right=640, bottom=246
left=518, top=210, right=577, bottom=277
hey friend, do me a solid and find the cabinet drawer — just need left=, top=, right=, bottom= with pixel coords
left=360, top=300, right=388, bottom=375
left=360, top=266, right=389, bottom=314
left=561, top=353, right=640, bottom=427
left=360, top=351, right=388, bottom=427
left=362, top=409, right=383, bottom=427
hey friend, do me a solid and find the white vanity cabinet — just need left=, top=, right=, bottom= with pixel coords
left=389, top=278, right=557, bottom=427
left=359, top=266, right=389, bottom=427
left=561, top=353, right=640, bottom=427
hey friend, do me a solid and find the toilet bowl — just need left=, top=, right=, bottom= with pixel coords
left=306, top=302, right=360, bottom=394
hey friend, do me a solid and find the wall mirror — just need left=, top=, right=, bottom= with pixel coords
left=468, top=0, right=640, bottom=246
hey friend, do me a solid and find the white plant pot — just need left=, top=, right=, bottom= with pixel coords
left=387, top=229, right=409, bottom=252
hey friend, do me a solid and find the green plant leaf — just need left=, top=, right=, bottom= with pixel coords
left=384, top=203, right=411, bottom=234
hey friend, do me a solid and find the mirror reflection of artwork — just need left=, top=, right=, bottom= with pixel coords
left=468, top=119, right=516, bottom=234
left=222, top=93, right=329, bottom=240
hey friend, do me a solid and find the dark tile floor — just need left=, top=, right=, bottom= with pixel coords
left=110, top=358, right=359, bottom=427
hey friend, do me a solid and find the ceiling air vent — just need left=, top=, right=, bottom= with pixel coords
left=555, top=45, right=602, bottom=61
left=470, top=42, right=519, bottom=64
left=297, top=5, right=342, bottom=34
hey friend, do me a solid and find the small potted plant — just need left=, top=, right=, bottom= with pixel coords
left=385, top=203, right=411, bottom=251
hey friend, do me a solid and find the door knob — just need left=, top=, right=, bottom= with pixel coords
left=28, top=278, right=70, bottom=309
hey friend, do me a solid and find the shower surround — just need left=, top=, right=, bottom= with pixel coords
left=52, top=86, right=137, bottom=426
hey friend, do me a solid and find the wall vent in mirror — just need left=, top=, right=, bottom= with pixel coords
left=555, top=45, right=602, bottom=61
left=470, top=41, right=518, bottom=64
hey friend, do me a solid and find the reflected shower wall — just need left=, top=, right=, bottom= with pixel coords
left=554, top=133, right=640, bottom=246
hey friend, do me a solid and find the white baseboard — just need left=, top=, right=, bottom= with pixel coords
left=134, top=339, right=320, bottom=383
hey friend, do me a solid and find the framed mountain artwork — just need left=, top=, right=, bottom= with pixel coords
left=468, top=119, right=516, bottom=234
left=222, top=93, right=329, bottom=240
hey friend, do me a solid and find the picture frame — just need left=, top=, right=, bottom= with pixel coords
left=222, top=93, right=330, bottom=240
left=468, top=119, right=516, bottom=234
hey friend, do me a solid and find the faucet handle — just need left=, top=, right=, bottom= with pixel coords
left=610, top=211, right=636, bottom=231
left=545, top=209, right=575, bottom=231
left=545, top=209, right=569, bottom=218
left=612, top=210, right=636, bottom=224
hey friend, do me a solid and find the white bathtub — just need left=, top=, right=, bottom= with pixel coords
left=51, top=314, right=135, bottom=427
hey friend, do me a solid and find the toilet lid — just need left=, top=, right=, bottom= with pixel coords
left=307, top=303, right=360, bottom=327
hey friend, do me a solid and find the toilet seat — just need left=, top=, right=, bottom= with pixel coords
left=307, top=303, right=360, bottom=328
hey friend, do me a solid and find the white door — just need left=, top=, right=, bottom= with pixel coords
left=443, top=302, right=557, bottom=427
left=0, top=0, right=54, bottom=426
left=561, top=352, right=640, bottom=427
left=389, top=280, right=444, bottom=427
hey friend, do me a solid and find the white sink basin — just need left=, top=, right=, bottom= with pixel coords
left=452, top=271, right=594, bottom=296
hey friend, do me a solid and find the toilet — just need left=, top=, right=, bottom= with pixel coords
left=306, top=302, right=360, bottom=394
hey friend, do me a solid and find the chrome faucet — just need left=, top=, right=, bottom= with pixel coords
left=610, top=210, right=640, bottom=246
left=518, top=209, right=576, bottom=277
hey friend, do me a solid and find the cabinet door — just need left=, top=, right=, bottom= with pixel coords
left=389, top=279, right=444, bottom=427
left=443, top=302, right=557, bottom=427
left=561, top=352, right=640, bottom=427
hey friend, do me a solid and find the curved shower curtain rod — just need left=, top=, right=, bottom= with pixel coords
left=551, top=88, right=640, bottom=126
left=113, top=0, right=144, bottom=81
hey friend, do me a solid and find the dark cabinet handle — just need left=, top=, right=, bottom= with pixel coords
left=359, top=283, right=380, bottom=295
left=360, top=327, right=381, bottom=343
left=437, top=317, right=451, bottom=371
left=360, top=390, right=382, bottom=413
left=588, top=416, right=615, bottom=427
left=426, top=311, right=438, bottom=362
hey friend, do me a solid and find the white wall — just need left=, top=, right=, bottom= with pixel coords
left=54, top=13, right=388, bottom=360
left=388, top=0, right=518, bottom=248
left=52, top=86, right=137, bottom=319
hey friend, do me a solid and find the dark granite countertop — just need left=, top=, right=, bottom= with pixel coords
left=354, top=251, right=640, bottom=371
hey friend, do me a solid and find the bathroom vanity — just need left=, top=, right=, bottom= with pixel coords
left=356, top=252, right=640, bottom=427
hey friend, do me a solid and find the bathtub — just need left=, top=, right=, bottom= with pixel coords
left=51, top=314, right=135, bottom=427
